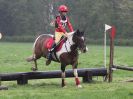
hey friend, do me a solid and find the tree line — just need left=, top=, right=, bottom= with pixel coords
left=0, top=0, right=133, bottom=44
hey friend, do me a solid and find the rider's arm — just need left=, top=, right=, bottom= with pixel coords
left=67, top=17, right=74, bottom=32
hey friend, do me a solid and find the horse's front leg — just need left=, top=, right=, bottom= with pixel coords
left=61, top=64, right=66, bottom=87
left=72, top=62, right=82, bottom=88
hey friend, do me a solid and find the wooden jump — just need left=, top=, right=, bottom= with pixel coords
left=108, top=28, right=133, bottom=82
left=0, top=86, right=8, bottom=90
left=112, top=65, right=133, bottom=71
left=0, top=67, right=107, bottom=85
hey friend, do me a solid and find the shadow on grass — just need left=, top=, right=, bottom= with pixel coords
left=6, top=77, right=108, bottom=90
left=8, top=81, right=61, bottom=90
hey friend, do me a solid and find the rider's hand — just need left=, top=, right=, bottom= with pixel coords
left=64, top=32, right=68, bottom=38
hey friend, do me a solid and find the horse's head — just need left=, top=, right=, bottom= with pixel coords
left=72, top=29, right=88, bottom=53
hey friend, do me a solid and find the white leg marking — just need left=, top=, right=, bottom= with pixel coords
left=74, top=69, right=78, bottom=78
left=86, top=46, right=88, bottom=51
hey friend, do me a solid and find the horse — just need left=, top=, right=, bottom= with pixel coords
left=26, top=29, right=88, bottom=88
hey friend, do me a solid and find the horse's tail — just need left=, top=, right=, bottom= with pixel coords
left=26, top=55, right=35, bottom=62
left=26, top=35, right=38, bottom=62
left=26, top=34, right=53, bottom=62
left=26, top=40, right=37, bottom=62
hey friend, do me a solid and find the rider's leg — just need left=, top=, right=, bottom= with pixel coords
left=46, top=43, right=56, bottom=65
left=55, top=32, right=64, bottom=44
left=46, top=32, right=64, bottom=65
left=47, top=43, right=56, bottom=59
left=47, top=32, right=62, bottom=59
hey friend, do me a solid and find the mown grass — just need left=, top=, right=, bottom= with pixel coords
left=0, top=42, right=133, bottom=99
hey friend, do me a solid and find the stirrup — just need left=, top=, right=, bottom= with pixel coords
left=51, top=48, right=54, bottom=51
left=47, top=53, right=51, bottom=59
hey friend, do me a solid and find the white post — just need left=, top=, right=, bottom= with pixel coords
left=104, top=24, right=111, bottom=68
left=104, top=31, right=106, bottom=68
left=0, top=33, right=2, bottom=39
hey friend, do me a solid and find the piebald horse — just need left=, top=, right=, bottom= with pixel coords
left=26, top=30, right=88, bottom=87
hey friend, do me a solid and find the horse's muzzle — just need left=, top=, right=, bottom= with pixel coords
left=81, top=46, right=88, bottom=53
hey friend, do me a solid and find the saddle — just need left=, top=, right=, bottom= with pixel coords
left=44, top=37, right=67, bottom=61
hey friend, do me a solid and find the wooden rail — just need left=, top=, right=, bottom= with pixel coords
left=112, top=65, right=133, bottom=71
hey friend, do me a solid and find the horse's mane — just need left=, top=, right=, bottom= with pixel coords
left=67, top=29, right=84, bottom=37
left=66, top=31, right=75, bottom=36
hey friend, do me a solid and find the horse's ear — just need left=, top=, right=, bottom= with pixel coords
left=81, top=31, right=84, bottom=36
left=76, top=29, right=80, bottom=33
left=75, top=29, right=84, bottom=36
left=82, top=30, right=84, bottom=33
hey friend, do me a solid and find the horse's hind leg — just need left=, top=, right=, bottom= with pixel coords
left=31, top=54, right=41, bottom=71
left=31, top=60, right=38, bottom=71
left=26, top=55, right=37, bottom=71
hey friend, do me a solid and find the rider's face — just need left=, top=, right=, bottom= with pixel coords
left=60, top=12, right=67, bottom=16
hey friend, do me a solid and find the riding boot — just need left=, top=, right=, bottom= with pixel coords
left=47, top=51, right=52, bottom=60
left=46, top=43, right=56, bottom=66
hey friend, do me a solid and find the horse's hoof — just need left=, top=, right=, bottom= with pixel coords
left=31, top=67, right=38, bottom=71
left=62, top=86, right=67, bottom=88
left=46, top=59, right=51, bottom=66
left=77, top=85, right=82, bottom=88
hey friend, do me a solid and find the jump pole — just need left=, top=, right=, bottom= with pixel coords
left=108, top=34, right=114, bottom=82
left=108, top=26, right=116, bottom=82
left=0, top=77, right=8, bottom=90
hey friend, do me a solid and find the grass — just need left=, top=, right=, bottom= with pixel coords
left=0, top=42, right=133, bottom=99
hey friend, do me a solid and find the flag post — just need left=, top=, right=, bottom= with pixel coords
left=104, top=24, right=112, bottom=68
left=0, top=33, right=2, bottom=40
left=104, top=30, right=107, bottom=68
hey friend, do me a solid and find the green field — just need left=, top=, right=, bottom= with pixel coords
left=0, top=42, right=133, bottom=99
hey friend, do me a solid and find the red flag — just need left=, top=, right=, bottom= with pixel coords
left=110, top=26, right=116, bottom=39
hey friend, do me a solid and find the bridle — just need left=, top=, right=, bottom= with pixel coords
left=64, top=33, right=81, bottom=52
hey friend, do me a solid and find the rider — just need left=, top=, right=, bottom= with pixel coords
left=46, top=5, right=74, bottom=65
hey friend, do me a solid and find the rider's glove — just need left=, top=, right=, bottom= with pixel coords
left=64, top=32, right=68, bottom=38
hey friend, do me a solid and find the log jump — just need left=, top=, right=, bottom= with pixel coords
left=0, top=67, right=107, bottom=85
